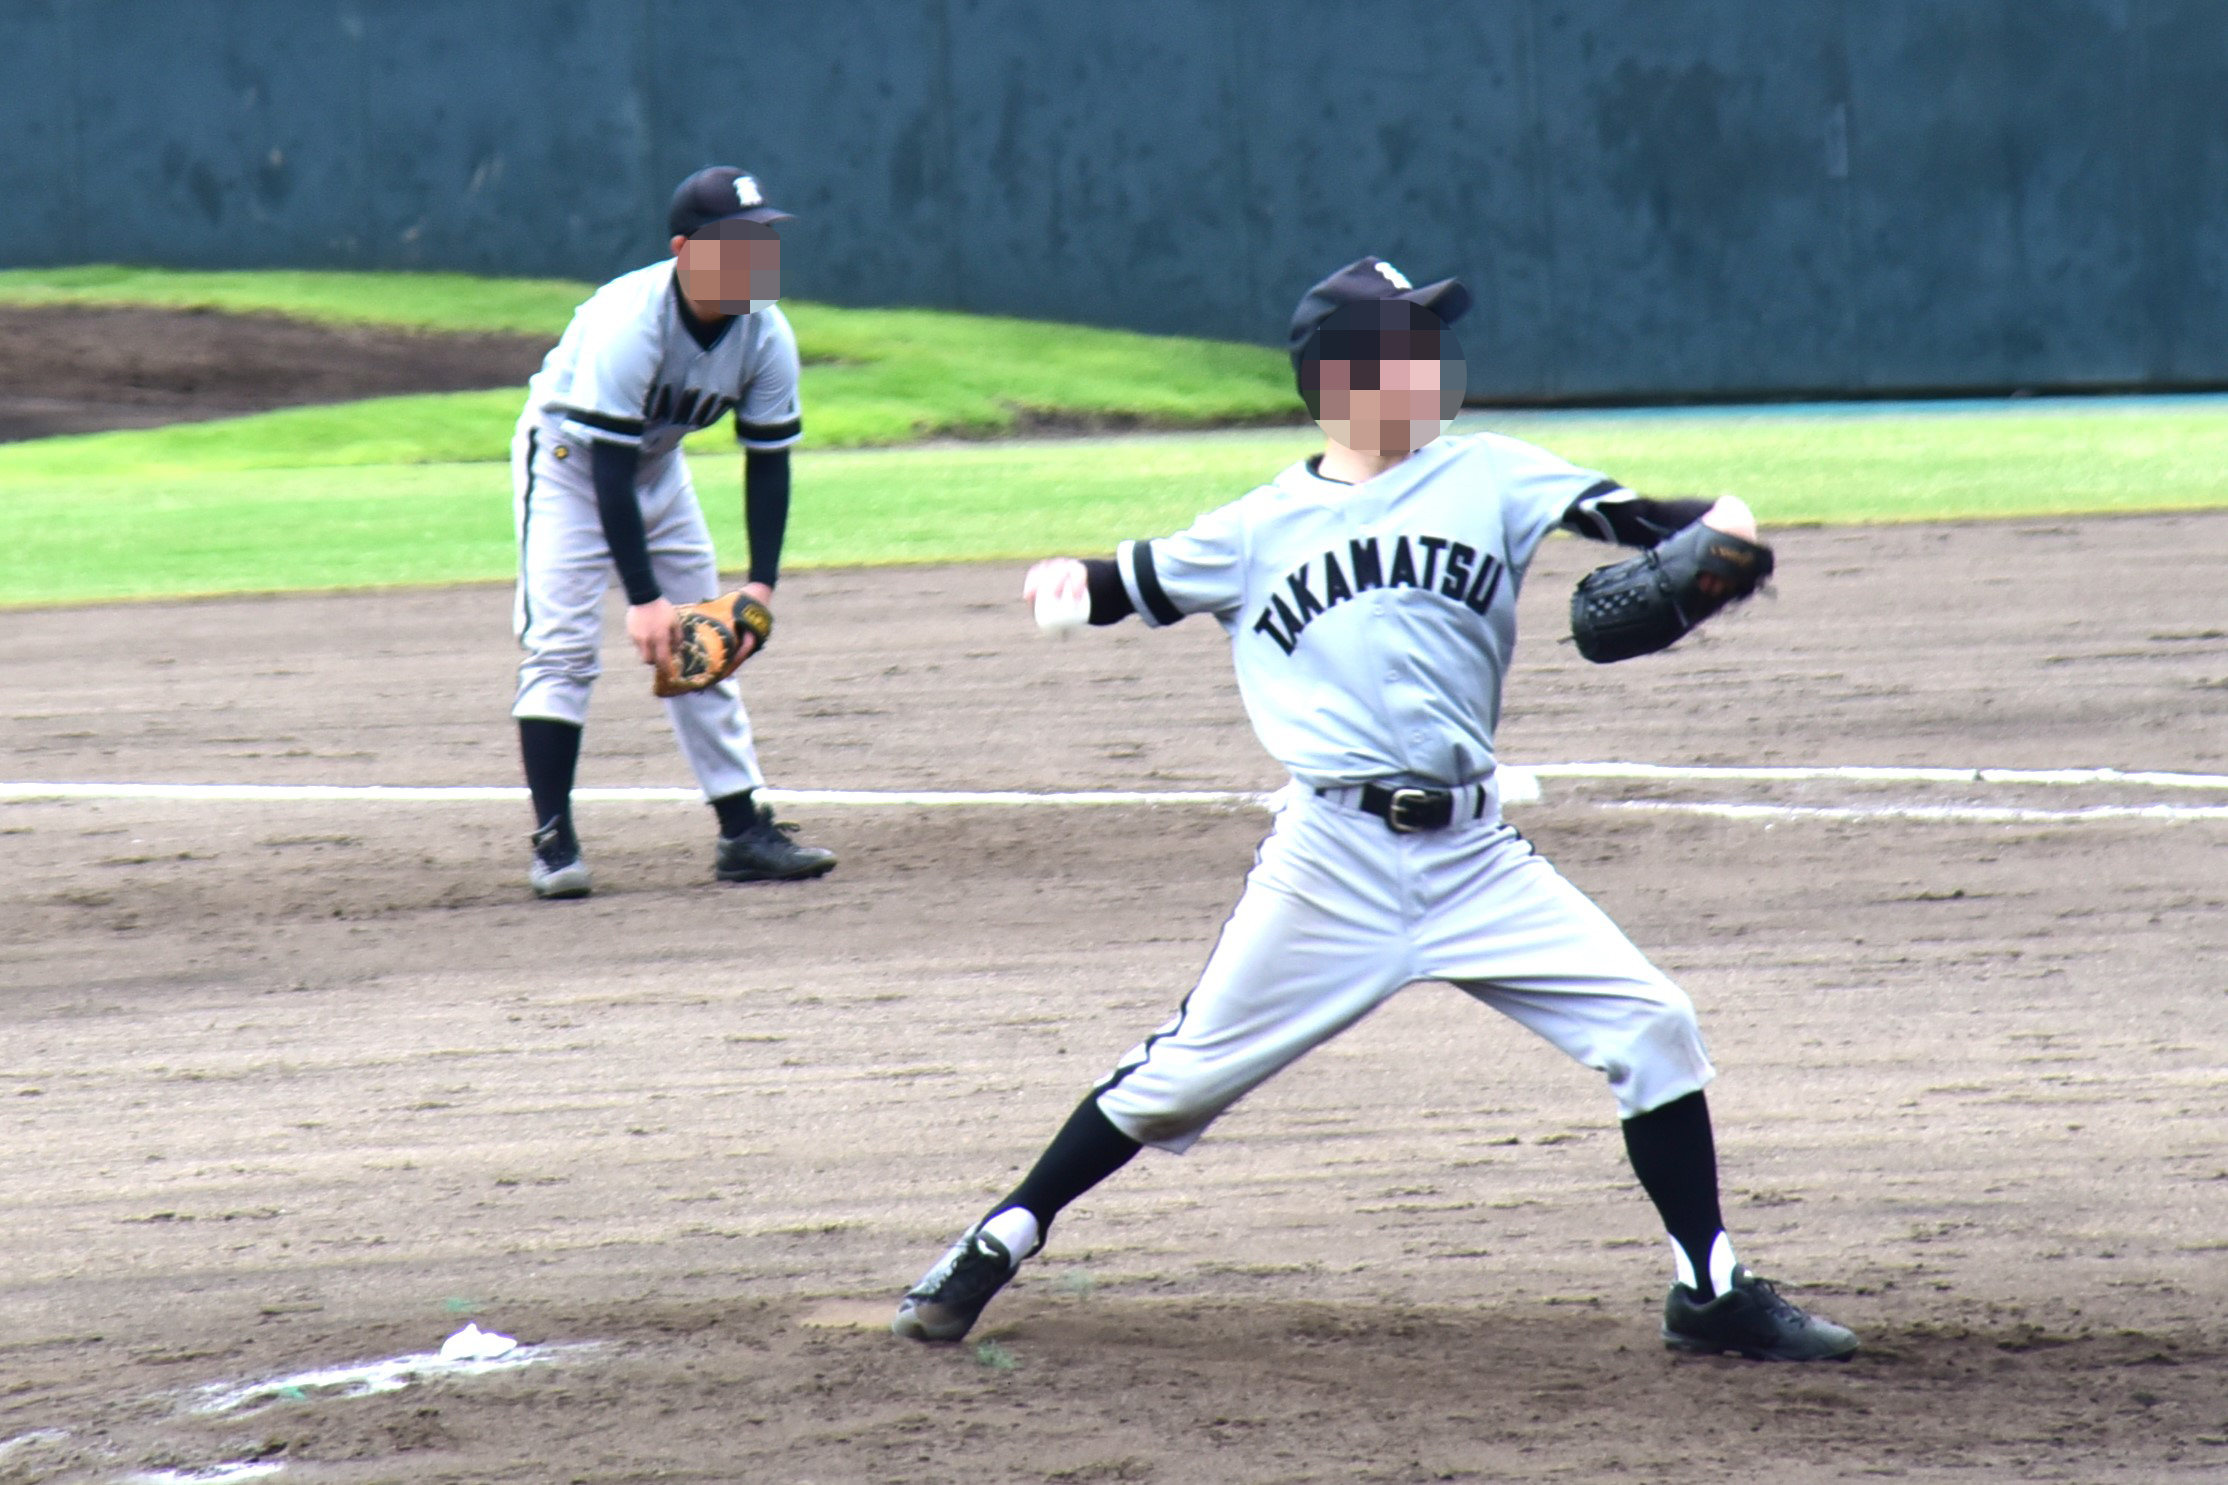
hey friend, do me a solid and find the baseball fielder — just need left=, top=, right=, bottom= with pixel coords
left=893, top=258, right=1857, bottom=1362
left=511, top=166, right=835, bottom=898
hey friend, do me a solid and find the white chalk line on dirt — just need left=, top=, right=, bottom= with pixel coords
left=191, top=1341, right=599, bottom=1418
left=5, top=764, right=2226, bottom=823
left=0, top=1430, right=69, bottom=1460
left=0, top=781, right=1281, bottom=808
left=1610, top=800, right=2228, bottom=824
left=1530, top=762, right=2228, bottom=791
left=1, top=1338, right=601, bottom=1485
left=128, top=1464, right=284, bottom=1485
left=114, top=1340, right=607, bottom=1483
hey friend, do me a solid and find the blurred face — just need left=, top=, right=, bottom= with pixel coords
left=671, top=222, right=781, bottom=314
left=1301, top=299, right=1465, bottom=456
left=1314, top=355, right=1448, bottom=455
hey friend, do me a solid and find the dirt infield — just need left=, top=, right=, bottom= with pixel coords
left=0, top=304, right=551, bottom=441
left=2, top=514, right=2225, bottom=1483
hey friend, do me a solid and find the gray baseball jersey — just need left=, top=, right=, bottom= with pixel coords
left=1090, top=430, right=1713, bottom=1153
left=1114, top=431, right=1609, bottom=789
left=522, top=258, right=803, bottom=463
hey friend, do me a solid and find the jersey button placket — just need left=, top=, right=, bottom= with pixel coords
left=1382, top=642, right=1426, bottom=775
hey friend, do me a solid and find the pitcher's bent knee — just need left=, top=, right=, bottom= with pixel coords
left=1600, top=990, right=1715, bottom=1118
left=1095, top=1079, right=1232, bottom=1154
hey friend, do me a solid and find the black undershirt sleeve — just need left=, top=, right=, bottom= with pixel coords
left=590, top=439, right=660, bottom=605
left=1561, top=482, right=1716, bottom=549
left=1080, top=557, right=1136, bottom=625
left=743, top=449, right=790, bottom=589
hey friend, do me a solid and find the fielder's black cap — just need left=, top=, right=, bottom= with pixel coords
left=1288, top=256, right=1472, bottom=366
left=668, top=166, right=795, bottom=238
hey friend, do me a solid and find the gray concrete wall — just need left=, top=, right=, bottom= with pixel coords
left=4, top=0, right=2222, bottom=399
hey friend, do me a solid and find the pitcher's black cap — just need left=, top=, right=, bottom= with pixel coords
left=1288, top=256, right=1471, bottom=366
left=669, top=166, right=795, bottom=238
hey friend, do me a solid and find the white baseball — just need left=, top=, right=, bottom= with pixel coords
left=1033, top=580, right=1091, bottom=634
left=1026, top=558, right=1092, bottom=635
left=1702, top=495, right=1758, bottom=542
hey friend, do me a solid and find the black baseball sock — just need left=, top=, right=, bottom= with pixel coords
left=1620, top=1089, right=1729, bottom=1298
left=983, top=1095, right=1142, bottom=1251
left=711, top=789, right=757, bottom=837
left=519, top=718, right=583, bottom=846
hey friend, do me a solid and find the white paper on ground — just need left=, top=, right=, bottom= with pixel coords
left=438, top=1323, right=519, bottom=1362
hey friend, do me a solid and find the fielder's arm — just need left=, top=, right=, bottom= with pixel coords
left=589, top=439, right=679, bottom=666
left=740, top=447, right=790, bottom=604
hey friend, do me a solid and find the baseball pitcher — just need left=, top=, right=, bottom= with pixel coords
left=892, top=257, right=1853, bottom=1362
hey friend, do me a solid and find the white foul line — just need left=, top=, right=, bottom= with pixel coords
left=1531, top=762, right=2228, bottom=791
left=1609, top=800, right=2228, bottom=824
left=3, top=763, right=2225, bottom=824
left=0, top=780, right=1277, bottom=808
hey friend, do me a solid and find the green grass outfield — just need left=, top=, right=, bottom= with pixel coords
left=1, top=269, right=2223, bottom=606
left=0, top=265, right=594, bottom=334
left=0, top=266, right=1298, bottom=455
left=9, top=404, right=2227, bottom=606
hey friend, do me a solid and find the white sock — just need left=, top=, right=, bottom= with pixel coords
left=1670, top=1230, right=1740, bottom=1297
left=979, top=1207, right=1040, bottom=1267
left=1709, top=1231, right=1739, bottom=1296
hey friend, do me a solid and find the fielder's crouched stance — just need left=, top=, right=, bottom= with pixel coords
left=512, top=166, right=835, bottom=898
left=894, top=258, right=1857, bottom=1362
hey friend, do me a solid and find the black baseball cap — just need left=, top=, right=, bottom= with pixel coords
left=668, top=166, right=795, bottom=238
left=1288, top=256, right=1472, bottom=366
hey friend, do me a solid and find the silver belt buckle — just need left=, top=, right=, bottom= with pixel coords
left=1386, top=787, right=1433, bottom=833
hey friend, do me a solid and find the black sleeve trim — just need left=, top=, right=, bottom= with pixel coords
left=1559, top=482, right=1627, bottom=543
left=590, top=439, right=660, bottom=605
left=1081, top=558, right=1136, bottom=625
left=565, top=407, right=647, bottom=436
left=1130, top=539, right=1184, bottom=626
left=1562, top=487, right=1715, bottom=548
left=735, top=414, right=803, bottom=444
left=743, top=447, right=791, bottom=589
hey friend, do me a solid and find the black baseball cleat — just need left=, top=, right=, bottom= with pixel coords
left=1661, top=1267, right=1860, bottom=1361
left=528, top=818, right=592, bottom=899
left=891, top=1226, right=1017, bottom=1342
left=714, top=804, right=837, bottom=882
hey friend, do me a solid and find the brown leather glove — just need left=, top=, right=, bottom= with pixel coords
left=652, top=591, right=774, bottom=696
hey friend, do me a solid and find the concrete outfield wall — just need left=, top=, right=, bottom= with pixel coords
left=2, top=0, right=2222, bottom=399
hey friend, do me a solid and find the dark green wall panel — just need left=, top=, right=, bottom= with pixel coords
left=7, top=0, right=2223, bottom=398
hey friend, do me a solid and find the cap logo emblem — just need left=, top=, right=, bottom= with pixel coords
left=732, top=175, right=764, bottom=208
left=1373, top=261, right=1413, bottom=291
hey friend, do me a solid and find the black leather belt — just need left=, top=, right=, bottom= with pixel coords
left=1322, top=782, right=1488, bottom=833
